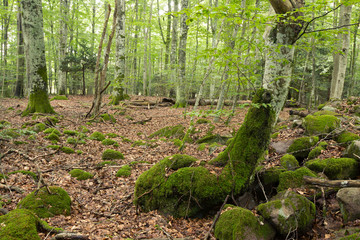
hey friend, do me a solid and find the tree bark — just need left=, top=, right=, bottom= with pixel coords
left=15, top=8, right=25, bottom=98
left=170, top=0, right=178, bottom=98
left=58, top=0, right=69, bottom=95
left=21, top=0, right=54, bottom=116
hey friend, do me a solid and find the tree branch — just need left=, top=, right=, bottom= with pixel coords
left=302, top=23, right=360, bottom=34
left=304, top=176, right=360, bottom=188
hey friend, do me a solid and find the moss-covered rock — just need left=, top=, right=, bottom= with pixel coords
left=100, top=113, right=116, bottom=123
left=44, top=132, right=60, bottom=142
left=308, top=146, right=324, bottom=160
left=149, top=124, right=185, bottom=139
left=50, top=95, right=68, bottom=101
left=335, top=131, right=360, bottom=146
left=343, top=140, right=360, bottom=160
left=196, top=134, right=230, bottom=145
left=63, top=130, right=78, bottom=136
left=196, top=118, right=211, bottom=124
left=313, top=110, right=338, bottom=116
left=69, top=169, right=93, bottom=180
left=257, top=190, right=316, bottom=235
left=17, top=186, right=71, bottom=218
left=304, top=114, right=340, bottom=136
left=305, top=158, right=359, bottom=180
left=89, top=131, right=105, bottom=141
left=102, top=149, right=124, bottom=160
left=277, top=167, right=317, bottom=191
left=280, top=154, right=299, bottom=170
left=0, top=129, right=21, bottom=139
left=106, top=132, right=119, bottom=138
left=287, top=136, right=319, bottom=161
left=66, top=137, right=77, bottom=144
left=214, top=206, right=276, bottom=240
left=116, top=165, right=131, bottom=177
left=258, top=167, right=287, bottom=197
left=44, top=128, right=61, bottom=135
left=102, top=138, right=119, bottom=146
left=31, top=123, right=47, bottom=133
left=61, top=146, right=75, bottom=154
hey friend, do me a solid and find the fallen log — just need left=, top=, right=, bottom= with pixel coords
left=304, top=176, right=360, bottom=188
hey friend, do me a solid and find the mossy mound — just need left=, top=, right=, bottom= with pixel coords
left=79, top=125, right=89, bottom=133
left=305, top=158, right=359, bottom=180
left=313, top=110, right=338, bottom=116
left=44, top=132, right=60, bottom=142
left=66, top=137, right=77, bottom=144
left=256, top=167, right=286, bottom=197
left=61, top=147, right=75, bottom=154
left=196, top=134, right=230, bottom=145
left=47, top=145, right=60, bottom=150
left=196, top=118, right=211, bottom=124
left=44, top=128, right=61, bottom=135
left=287, top=136, right=319, bottom=161
left=89, top=131, right=105, bottom=141
left=280, top=154, right=299, bottom=170
left=308, top=146, right=323, bottom=160
left=106, top=132, right=119, bottom=138
left=257, top=190, right=316, bottom=235
left=335, top=131, right=360, bottom=146
left=8, top=170, right=38, bottom=181
left=97, top=161, right=117, bottom=168
left=102, top=138, right=119, bottom=146
left=0, top=129, right=21, bottom=139
left=102, top=149, right=124, bottom=160
left=69, top=169, right=93, bottom=180
left=214, top=206, right=276, bottom=240
left=304, top=114, right=340, bottom=136
left=44, top=116, right=59, bottom=125
left=100, top=113, right=116, bottom=123
left=135, top=157, right=226, bottom=217
left=116, top=165, right=132, bottom=177
left=31, top=123, right=47, bottom=133
left=343, top=140, right=360, bottom=160
left=277, top=167, right=317, bottom=191
left=17, top=186, right=71, bottom=218
left=149, top=124, right=185, bottom=139
left=50, top=95, right=68, bottom=101
left=63, top=130, right=78, bottom=136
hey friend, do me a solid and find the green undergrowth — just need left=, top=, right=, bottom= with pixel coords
left=69, top=169, right=93, bottom=180
left=116, top=165, right=132, bottom=177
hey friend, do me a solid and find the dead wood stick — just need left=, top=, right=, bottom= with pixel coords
left=204, top=194, right=229, bottom=240
left=131, top=117, right=152, bottom=125
left=0, top=183, right=24, bottom=193
left=304, top=176, right=360, bottom=188
left=52, top=232, right=89, bottom=240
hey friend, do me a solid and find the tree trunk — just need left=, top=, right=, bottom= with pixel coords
left=170, top=0, right=178, bottom=99
left=329, top=4, right=352, bottom=100
left=110, top=0, right=126, bottom=105
left=58, top=0, right=69, bottom=95
left=21, top=0, right=54, bottom=116
left=174, top=0, right=189, bottom=108
left=347, top=16, right=360, bottom=97
left=15, top=8, right=25, bottom=98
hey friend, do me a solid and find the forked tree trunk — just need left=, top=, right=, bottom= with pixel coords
left=21, top=0, right=54, bottom=116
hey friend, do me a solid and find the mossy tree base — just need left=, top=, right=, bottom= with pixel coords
left=22, top=90, right=55, bottom=117
left=109, top=87, right=125, bottom=105
left=135, top=89, right=276, bottom=217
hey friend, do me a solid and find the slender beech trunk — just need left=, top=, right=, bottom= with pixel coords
left=15, top=8, right=25, bottom=98
left=170, top=0, right=178, bottom=98
left=348, top=15, right=360, bottom=97
left=208, top=0, right=219, bottom=105
left=21, top=0, right=54, bottom=116
left=58, top=0, right=69, bottom=95
left=329, top=4, right=352, bottom=100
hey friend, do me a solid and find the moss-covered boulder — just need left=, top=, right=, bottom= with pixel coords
left=337, top=188, right=360, bottom=223
left=44, top=132, right=60, bottom=142
left=303, top=114, right=340, bottom=136
left=17, top=186, right=71, bottom=218
left=256, top=167, right=286, bottom=198
left=277, top=167, right=317, bottom=191
left=102, top=138, right=119, bottom=146
left=116, top=165, right=131, bottom=177
left=280, top=154, right=299, bottom=170
left=149, top=124, right=185, bottom=139
left=69, top=169, right=93, bottom=180
left=308, top=142, right=327, bottom=160
left=89, top=131, right=105, bottom=141
left=102, top=149, right=124, bottom=160
left=214, top=206, right=276, bottom=240
left=63, top=130, right=78, bottom=136
left=44, top=128, right=61, bottom=135
left=335, top=131, right=360, bottom=146
left=257, top=190, right=316, bottom=235
left=61, top=146, right=75, bottom=154
left=100, top=113, right=116, bottom=123
left=195, top=134, right=230, bottom=145
left=305, top=158, right=359, bottom=180
left=343, top=140, right=360, bottom=160
left=31, top=123, right=47, bottom=133
left=287, top=136, right=319, bottom=161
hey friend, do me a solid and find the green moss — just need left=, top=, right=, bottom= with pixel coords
left=28, top=135, right=36, bottom=141
left=13, top=140, right=28, bottom=145
left=305, top=158, right=359, bottom=180
left=116, top=165, right=132, bottom=177
left=102, top=149, right=124, bottom=160
left=22, top=89, right=55, bottom=116
left=79, top=125, right=89, bottom=133
left=304, top=114, right=340, bottom=135
left=61, top=147, right=75, bottom=154
left=214, top=207, right=275, bottom=240
left=17, top=186, right=71, bottom=218
left=69, top=169, right=93, bottom=180
left=63, top=130, right=78, bottom=136
left=44, top=132, right=60, bottom=142
left=280, top=154, right=299, bottom=170
left=196, top=118, right=211, bottom=124
left=44, top=116, right=59, bottom=125
left=308, top=146, right=324, bottom=160
left=66, top=137, right=77, bottom=144
left=149, top=124, right=185, bottom=139
left=0, top=129, right=21, bottom=139
left=277, top=167, right=317, bottom=191
left=97, top=161, right=117, bottom=167
left=50, top=95, right=68, bottom=101
left=121, top=137, right=132, bottom=143
left=76, top=150, right=83, bottom=155
left=196, top=134, right=229, bottom=145
left=131, top=140, right=146, bottom=147
left=271, top=132, right=279, bottom=139
left=102, top=138, right=118, bottom=146
left=197, top=143, right=207, bottom=151
left=287, top=136, right=319, bottom=160
left=100, top=113, right=116, bottom=123
left=44, top=128, right=60, bottom=135
left=313, top=110, right=338, bottom=116
left=31, top=123, right=47, bottom=133
left=89, top=131, right=105, bottom=141
left=47, top=145, right=60, bottom=150
left=173, top=139, right=183, bottom=147
left=317, top=104, right=325, bottom=110
left=106, top=132, right=119, bottom=138
left=257, top=191, right=316, bottom=235
left=336, top=131, right=360, bottom=145
left=8, top=170, right=38, bottom=181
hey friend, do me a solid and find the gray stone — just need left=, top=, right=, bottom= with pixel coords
left=337, top=188, right=360, bottom=222
left=343, top=140, right=360, bottom=161
left=270, top=140, right=294, bottom=154
left=322, top=106, right=337, bottom=112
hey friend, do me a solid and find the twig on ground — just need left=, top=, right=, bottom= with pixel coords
left=204, top=194, right=229, bottom=240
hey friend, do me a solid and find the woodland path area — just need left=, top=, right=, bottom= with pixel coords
left=0, top=95, right=360, bottom=239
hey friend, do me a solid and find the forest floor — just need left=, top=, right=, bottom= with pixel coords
left=0, top=95, right=359, bottom=240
